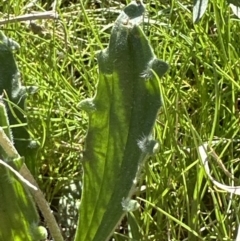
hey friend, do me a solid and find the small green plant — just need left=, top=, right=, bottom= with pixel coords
left=76, top=1, right=168, bottom=240
left=0, top=32, right=47, bottom=241
left=2, top=0, right=240, bottom=240
left=0, top=31, right=38, bottom=174
left=0, top=1, right=168, bottom=240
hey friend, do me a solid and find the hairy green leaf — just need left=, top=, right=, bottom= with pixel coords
left=76, top=1, right=168, bottom=240
left=0, top=32, right=46, bottom=241
left=0, top=31, right=38, bottom=173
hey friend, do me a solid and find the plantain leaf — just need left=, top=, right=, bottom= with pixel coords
left=75, top=1, right=168, bottom=241
left=0, top=165, right=41, bottom=241
left=0, top=31, right=38, bottom=174
left=0, top=32, right=47, bottom=241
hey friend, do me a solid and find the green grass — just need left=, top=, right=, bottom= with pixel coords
left=1, top=0, right=240, bottom=240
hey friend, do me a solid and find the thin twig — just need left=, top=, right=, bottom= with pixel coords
left=0, top=11, right=59, bottom=25
left=0, top=160, right=37, bottom=190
